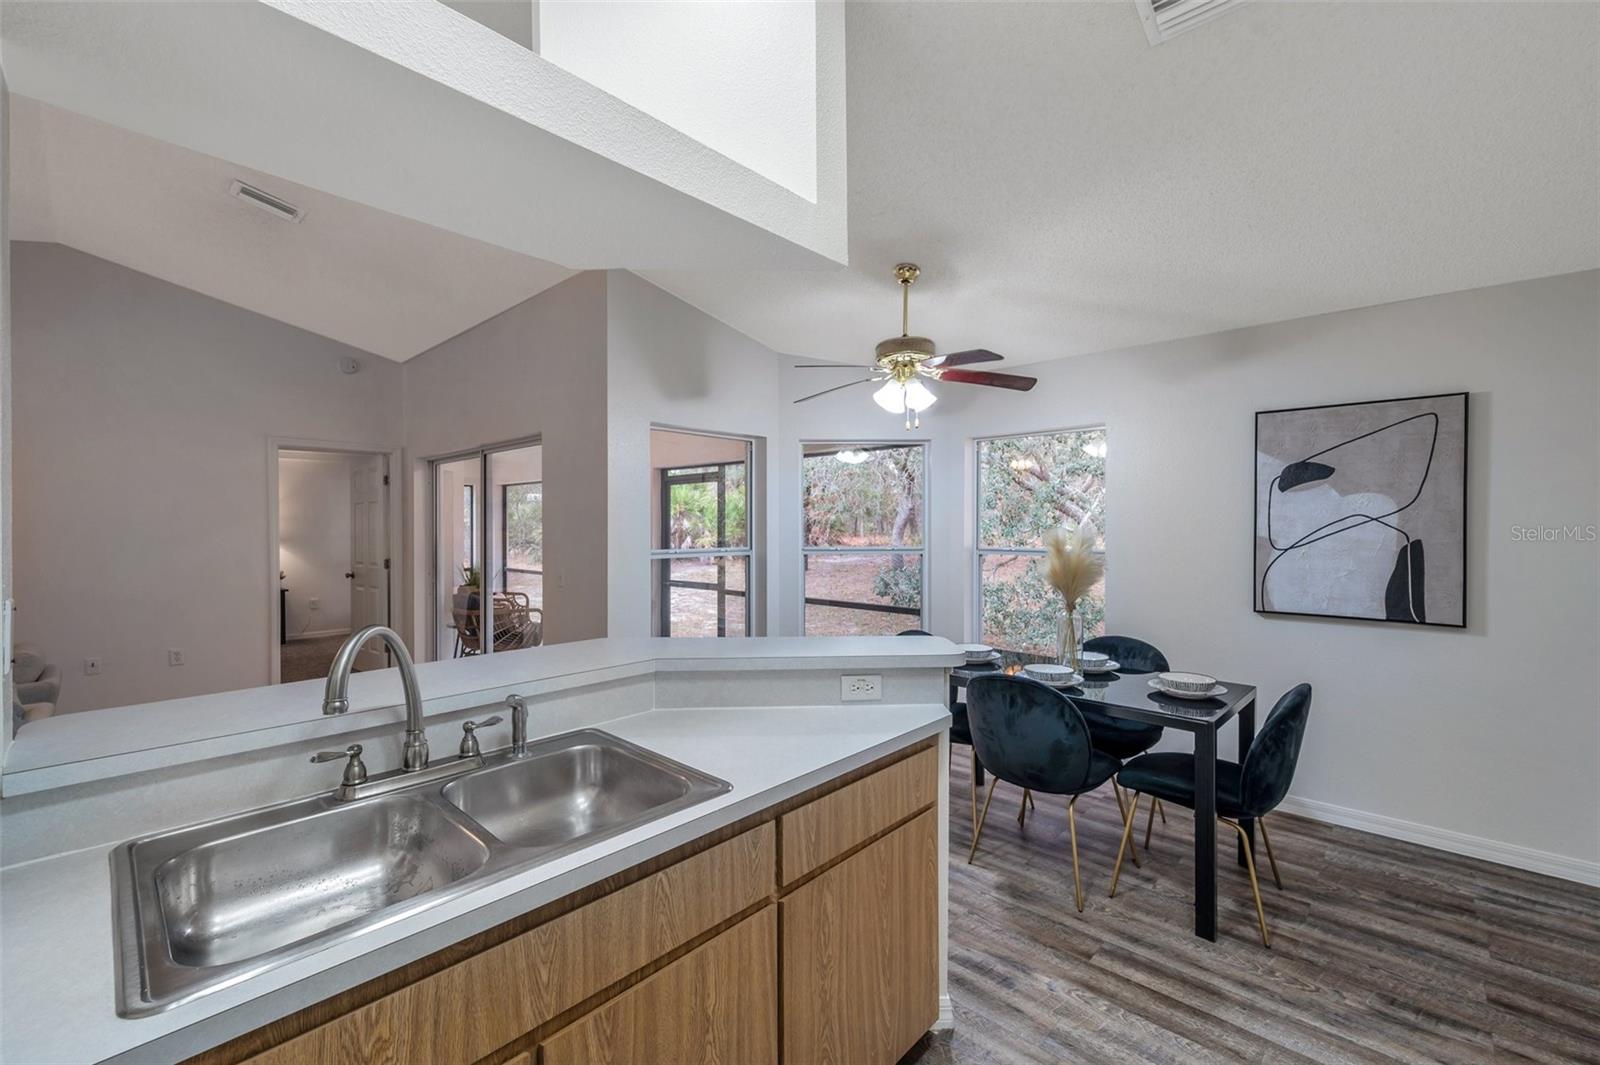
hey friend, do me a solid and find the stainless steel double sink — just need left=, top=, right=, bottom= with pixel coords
left=112, top=729, right=730, bottom=1016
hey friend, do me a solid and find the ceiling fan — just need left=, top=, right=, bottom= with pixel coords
left=792, top=262, right=1037, bottom=428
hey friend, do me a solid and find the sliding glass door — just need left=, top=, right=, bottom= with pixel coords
left=432, top=439, right=543, bottom=660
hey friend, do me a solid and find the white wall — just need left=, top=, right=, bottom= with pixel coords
left=2, top=70, right=13, bottom=753
left=401, top=272, right=609, bottom=652
left=277, top=450, right=354, bottom=639
left=781, top=271, right=1600, bottom=874
left=10, top=244, right=403, bottom=712
left=605, top=271, right=784, bottom=638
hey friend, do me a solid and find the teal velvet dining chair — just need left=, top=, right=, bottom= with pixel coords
left=1077, top=635, right=1171, bottom=834
left=1110, top=683, right=1313, bottom=946
left=966, top=673, right=1123, bottom=912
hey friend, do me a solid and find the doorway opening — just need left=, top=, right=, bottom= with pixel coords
left=432, top=439, right=544, bottom=661
left=274, top=447, right=393, bottom=683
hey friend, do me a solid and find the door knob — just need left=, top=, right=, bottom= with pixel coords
left=345, top=572, right=355, bottom=579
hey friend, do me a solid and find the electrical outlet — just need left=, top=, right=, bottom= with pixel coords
left=308, top=596, right=320, bottom=611
left=168, top=649, right=185, bottom=667
left=841, top=674, right=883, bottom=702
left=83, top=657, right=102, bottom=676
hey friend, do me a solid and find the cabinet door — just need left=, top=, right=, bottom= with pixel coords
left=781, top=810, right=939, bottom=1065
left=539, top=907, right=778, bottom=1065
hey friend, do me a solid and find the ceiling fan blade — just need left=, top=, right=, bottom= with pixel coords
left=930, top=368, right=1037, bottom=392
left=792, top=378, right=878, bottom=404
left=927, top=348, right=1004, bottom=368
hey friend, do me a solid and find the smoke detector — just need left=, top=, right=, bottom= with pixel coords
left=229, top=180, right=304, bottom=223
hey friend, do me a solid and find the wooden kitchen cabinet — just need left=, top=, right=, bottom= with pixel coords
left=781, top=810, right=940, bottom=1065
left=190, top=738, right=938, bottom=1065
left=539, top=907, right=778, bottom=1065
left=779, top=744, right=938, bottom=885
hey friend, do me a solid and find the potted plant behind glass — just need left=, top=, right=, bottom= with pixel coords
left=1041, top=522, right=1104, bottom=670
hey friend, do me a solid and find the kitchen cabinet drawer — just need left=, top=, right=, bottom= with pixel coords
left=236, top=823, right=774, bottom=1065
left=539, top=907, right=778, bottom=1065
left=781, top=809, right=939, bottom=1065
left=779, top=743, right=937, bottom=885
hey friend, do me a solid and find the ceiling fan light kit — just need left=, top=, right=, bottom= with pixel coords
left=791, top=262, right=1039, bottom=428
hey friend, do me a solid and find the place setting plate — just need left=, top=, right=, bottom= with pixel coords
left=1148, top=672, right=1227, bottom=700
left=957, top=643, right=1002, bottom=666
left=1077, top=652, right=1120, bottom=674
left=1021, top=663, right=1083, bottom=688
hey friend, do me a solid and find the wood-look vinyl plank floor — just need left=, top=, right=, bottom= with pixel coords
left=902, top=747, right=1600, bottom=1065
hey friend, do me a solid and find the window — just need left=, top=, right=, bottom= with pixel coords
left=975, top=428, right=1106, bottom=654
left=500, top=481, right=542, bottom=602
left=651, top=430, right=753, bottom=637
left=801, top=442, right=926, bottom=635
left=461, top=485, right=476, bottom=572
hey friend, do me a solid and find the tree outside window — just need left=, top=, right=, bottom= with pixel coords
left=977, top=429, right=1107, bottom=653
left=802, top=443, right=926, bottom=634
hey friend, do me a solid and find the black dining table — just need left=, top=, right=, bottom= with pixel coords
left=951, top=656, right=1257, bottom=942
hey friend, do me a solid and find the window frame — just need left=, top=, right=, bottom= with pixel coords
left=799, top=439, right=930, bottom=635
left=650, top=432, right=755, bottom=638
left=972, top=426, right=1107, bottom=651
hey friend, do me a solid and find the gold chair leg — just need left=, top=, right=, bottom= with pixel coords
left=1109, top=791, right=1141, bottom=898
left=1221, top=817, right=1271, bottom=947
left=1156, top=797, right=1167, bottom=823
left=1143, top=794, right=1158, bottom=849
left=1018, top=788, right=1035, bottom=827
left=1258, top=816, right=1284, bottom=890
left=968, top=778, right=999, bottom=864
left=1111, top=782, right=1140, bottom=867
left=1067, top=795, right=1085, bottom=913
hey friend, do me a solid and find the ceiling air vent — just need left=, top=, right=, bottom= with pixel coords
left=229, top=180, right=304, bottom=223
left=1135, top=0, right=1243, bottom=45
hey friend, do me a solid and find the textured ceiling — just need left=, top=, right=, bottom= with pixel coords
left=644, top=1, right=1600, bottom=366
left=8, top=98, right=575, bottom=360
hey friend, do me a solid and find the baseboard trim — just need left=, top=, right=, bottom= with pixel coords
left=1276, top=795, right=1600, bottom=888
left=286, top=628, right=351, bottom=642
left=932, top=994, right=955, bottom=1030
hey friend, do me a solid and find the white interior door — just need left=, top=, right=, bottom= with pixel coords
left=350, top=454, right=390, bottom=671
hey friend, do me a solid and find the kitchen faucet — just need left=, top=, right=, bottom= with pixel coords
left=321, top=625, right=428, bottom=771
left=314, top=625, right=503, bottom=801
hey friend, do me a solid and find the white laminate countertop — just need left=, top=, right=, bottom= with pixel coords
left=3, top=636, right=963, bottom=794
left=0, top=701, right=950, bottom=1065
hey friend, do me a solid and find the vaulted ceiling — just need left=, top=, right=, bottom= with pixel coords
left=7, top=99, right=576, bottom=361
left=644, top=1, right=1600, bottom=365
left=6, top=2, right=1596, bottom=366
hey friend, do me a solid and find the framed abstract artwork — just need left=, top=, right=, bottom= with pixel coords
left=1255, top=392, right=1467, bottom=627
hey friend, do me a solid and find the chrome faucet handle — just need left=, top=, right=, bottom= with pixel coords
left=458, top=716, right=504, bottom=759
left=310, top=744, right=368, bottom=787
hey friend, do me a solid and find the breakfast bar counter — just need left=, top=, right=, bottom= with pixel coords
left=0, top=637, right=962, bottom=1065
